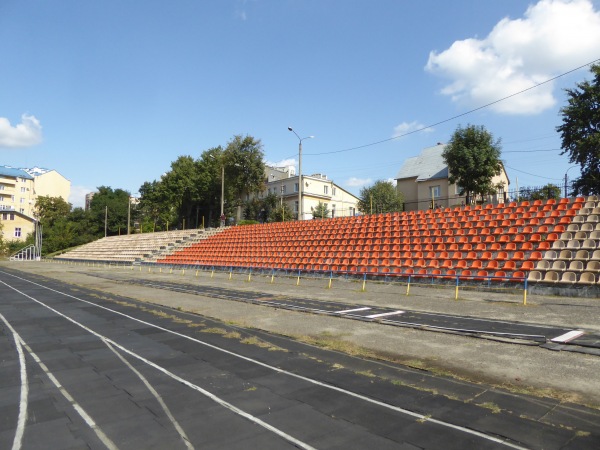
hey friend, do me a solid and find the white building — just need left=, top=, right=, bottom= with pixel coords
left=255, top=165, right=359, bottom=220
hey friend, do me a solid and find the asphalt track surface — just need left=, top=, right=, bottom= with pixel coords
left=1, top=268, right=600, bottom=449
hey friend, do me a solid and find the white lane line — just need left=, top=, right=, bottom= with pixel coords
left=366, top=311, right=405, bottom=319
left=1, top=272, right=528, bottom=450
left=103, top=339, right=194, bottom=450
left=0, top=312, right=29, bottom=450
left=550, top=330, right=584, bottom=343
left=336, top=307, right=372, bottom=314
left=0, top=279, right=316, bottom=450
left=0, top=308, right=118, bottom=450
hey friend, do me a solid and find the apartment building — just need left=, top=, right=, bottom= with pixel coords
left=0, top=165, right=71, bottom=242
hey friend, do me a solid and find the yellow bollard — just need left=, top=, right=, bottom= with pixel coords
left=406, top=281, right=410, bottom=296
left=229, top=269, right=233, bottom=280
left=523, top=288, right=527, bottom=306
left=195, top=270, right=199, bottom=277
left=248, top=272, right=252, bottom=282
left=211, top=269, right=214, bottom=278
left=182, top=269, right=185, bottom=276
left=159, top=267, right=162, bottom=273
left=169, top=267, right=173, bottom=274
left=327, top=276, right=332, bottom=289
left=270, top=272, right=275, bottom=284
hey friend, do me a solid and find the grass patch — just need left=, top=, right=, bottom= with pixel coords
left=478, top=402, right=502, bottom=414
left=355, top=370, right=376, bottom=378
left=201, top=327, right=228, bottom=335
left=240, top=336, right=287, bottom=352
left=416, top=414, right=431, bottom=424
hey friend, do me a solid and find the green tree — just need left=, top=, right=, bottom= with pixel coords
left=443, top=124, right=503, bottom=204
left=557, top=63, right=600, bottom=196
left=34, top=196, right=72, bottom=227
left=269, top=203, right=293, bottom=222
left=89, top=186, right=131, bottom=235
left=357, top=180, right=404, bottom=214
left=160, top=155, right=203, bottom=229
left=312, top=202, right=330, bottom=219
left=519, top=184, right=562, bottom=202
left=223, top=135, right=266, bottom=219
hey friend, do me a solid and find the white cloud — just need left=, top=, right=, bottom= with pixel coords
left=265, top=158, right=297, bottom=168
left=69, top=185, right=92, bottom=209
left=346, top=177, right=372, bottom=188
left=426, top=0, right=600, bottom=115
left=393, top=121, right=434, bottom=137
left=0, top=114, right=43, bottom=148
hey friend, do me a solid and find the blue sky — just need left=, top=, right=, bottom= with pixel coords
left=1, top=0, right=599, bottom=207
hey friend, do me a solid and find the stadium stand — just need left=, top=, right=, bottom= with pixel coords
left=55, top=229, right=222, bottom=264
left=155, top=196, right=599, bottom=285
left=51, top=196, right=600, bottom=287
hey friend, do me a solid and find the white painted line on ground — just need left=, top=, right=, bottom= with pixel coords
left=0, top=279, right=316, bottom=450
left=0, top=305, right=118, bottom=450
left=104, top=340, right=194, bottom=450
left=0, top=271, right=529, bottom=450
left=550, top=330, right=584, bottom=343
left=336, top=307, right=371, bottom=314
left=0, top=312, right=28, bottom=450
left=366, top=311, right=405, bottom=319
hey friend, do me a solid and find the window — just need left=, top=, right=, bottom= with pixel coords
left=324, top=185, right=329, bottom=195
left=332, top=187, right=336, bottom=196
left=14, top=227, right=21, bottom=238
left=282, top=185, right=287, bottom=194
left=293, top=183, right=298, bottom=192
left=430, top=185, right=441, bottom=198
left=331, top=204, right=336, bottom=218
left=19, top=208, right=24, bottom=214
left=20, top=198, right=25, bottom=204
left=0, top=185, right=4, bottom=190
left=21, top=187, right=26, bottom=193
left=294, top=201, right=298, bottom=212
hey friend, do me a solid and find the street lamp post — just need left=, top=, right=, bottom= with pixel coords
left=288, top=127, right=314, bottom=220
left=220, top=164, right=225, bottom=218
left=564, top=165, right=578, bottom=198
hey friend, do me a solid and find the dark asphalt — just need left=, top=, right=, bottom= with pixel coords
left=1, top=268, right=599, bottom=449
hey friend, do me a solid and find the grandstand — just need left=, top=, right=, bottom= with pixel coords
left=55, top=229, right=221, bottom=264
left=53, top=196, right=600, bottom=287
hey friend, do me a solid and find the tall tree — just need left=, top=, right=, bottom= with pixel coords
left=557, top=63, right=600, bottom=196
left=357, top=180, right=404, bottom=214
left=34, top=196, right=72, bottom=227
left=223, top=135, right=266, bottom=219
left=443, top=124, right=503, bottom=204
left=89, top=186, right=131, bottom=235
left=312, top=202, right=330, bottom=219
left=160, top=155, right=203, bottom=228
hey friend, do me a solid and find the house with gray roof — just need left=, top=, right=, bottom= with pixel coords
left=395, top=143, right=509, bottom=211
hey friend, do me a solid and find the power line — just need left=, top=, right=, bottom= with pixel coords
left=503, top=148, right=561, bottom=153
left=305, top=57, right=600, bottom=156
left=505, top=165, right=563, bottom=181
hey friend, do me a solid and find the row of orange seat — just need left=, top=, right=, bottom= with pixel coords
left=157, top=197, right=587, bottom=282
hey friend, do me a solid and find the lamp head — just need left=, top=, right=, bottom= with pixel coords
left=288, top=127, right=293, bottom=131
